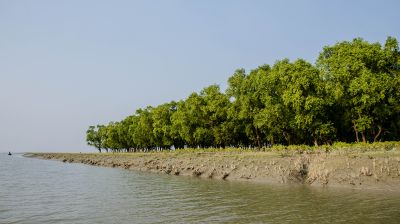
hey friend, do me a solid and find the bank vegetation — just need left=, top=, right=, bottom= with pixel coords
left=86, top=37, right=400, bottom=152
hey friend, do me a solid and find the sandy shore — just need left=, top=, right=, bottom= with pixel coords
left=25, top=150, right=400, bottom=191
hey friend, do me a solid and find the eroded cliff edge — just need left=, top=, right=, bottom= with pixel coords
left=25, top=150, right=400, bottom=191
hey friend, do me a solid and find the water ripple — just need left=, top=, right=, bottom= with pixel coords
left=1, top=153, right=400, bottom=223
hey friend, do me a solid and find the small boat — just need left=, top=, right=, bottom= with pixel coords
left=8, top=152, right=12, bottom=156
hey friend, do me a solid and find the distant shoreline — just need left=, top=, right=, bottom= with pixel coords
left=26, top=148, right=400, bottom=191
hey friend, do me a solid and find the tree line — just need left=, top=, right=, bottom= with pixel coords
left=86, top=37, right=400, bottom=152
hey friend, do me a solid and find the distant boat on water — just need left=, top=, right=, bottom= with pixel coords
left=8, top=152, right=12, bottom=156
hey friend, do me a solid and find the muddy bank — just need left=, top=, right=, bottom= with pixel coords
left=26, top=150, right=400, bottom=191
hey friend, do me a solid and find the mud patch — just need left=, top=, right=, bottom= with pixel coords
left=26, top=151, right=400, bottom=191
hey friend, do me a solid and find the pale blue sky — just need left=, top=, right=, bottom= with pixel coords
left=1, top=0, right=399, bottom=152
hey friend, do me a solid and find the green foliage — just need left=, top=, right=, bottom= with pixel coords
left=317, top=37, right=400, bottom=143
left=86, top=36, right=400, bottom=152
left=86, top=125, right=105, bottom=152
left=152, top=102, right=179, bottom=148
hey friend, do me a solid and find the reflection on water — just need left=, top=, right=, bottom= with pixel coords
left=1, top=153, right=399, bottom=224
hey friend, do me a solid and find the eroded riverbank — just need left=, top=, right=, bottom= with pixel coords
left=26, top=150, right=400, bottom=191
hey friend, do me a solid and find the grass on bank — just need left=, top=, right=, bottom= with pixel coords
left=79, top=141, right=400, bottom=157
left=169, top=141, right=400, bottom=153
left=31, top=142, right=400, bottom=158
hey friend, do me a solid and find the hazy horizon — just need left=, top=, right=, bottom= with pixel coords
left=1, top=0, right=399, bottom=152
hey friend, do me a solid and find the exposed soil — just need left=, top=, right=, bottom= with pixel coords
left=25, top=150, right=400, bottom=191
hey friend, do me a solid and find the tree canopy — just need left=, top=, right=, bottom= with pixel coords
left=86, top=37, right=400, bottom=152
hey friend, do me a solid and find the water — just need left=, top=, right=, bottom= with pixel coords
left=1, top=153, right=400, bottom=224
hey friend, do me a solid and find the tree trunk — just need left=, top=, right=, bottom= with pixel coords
left=255, top=127, right=262, bottom=148
left=314, top=139, right=318, bottom=147
left=97, top=147, right=101, bottom=153
left=373, top=126, right=382, bottom=142
left=353, top=125, right=359, bottom=142
left=283, top=131, right=291, bottom=145
left=361, top=131, right=366, bottom=143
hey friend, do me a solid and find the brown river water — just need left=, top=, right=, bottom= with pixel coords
left=1, top=153, right=400, bottom=223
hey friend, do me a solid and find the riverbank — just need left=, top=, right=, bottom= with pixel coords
left=25, top=145, right=400, bottom=191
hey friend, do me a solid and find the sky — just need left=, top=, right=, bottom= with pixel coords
left=0, top=0, right=399, bottom=152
